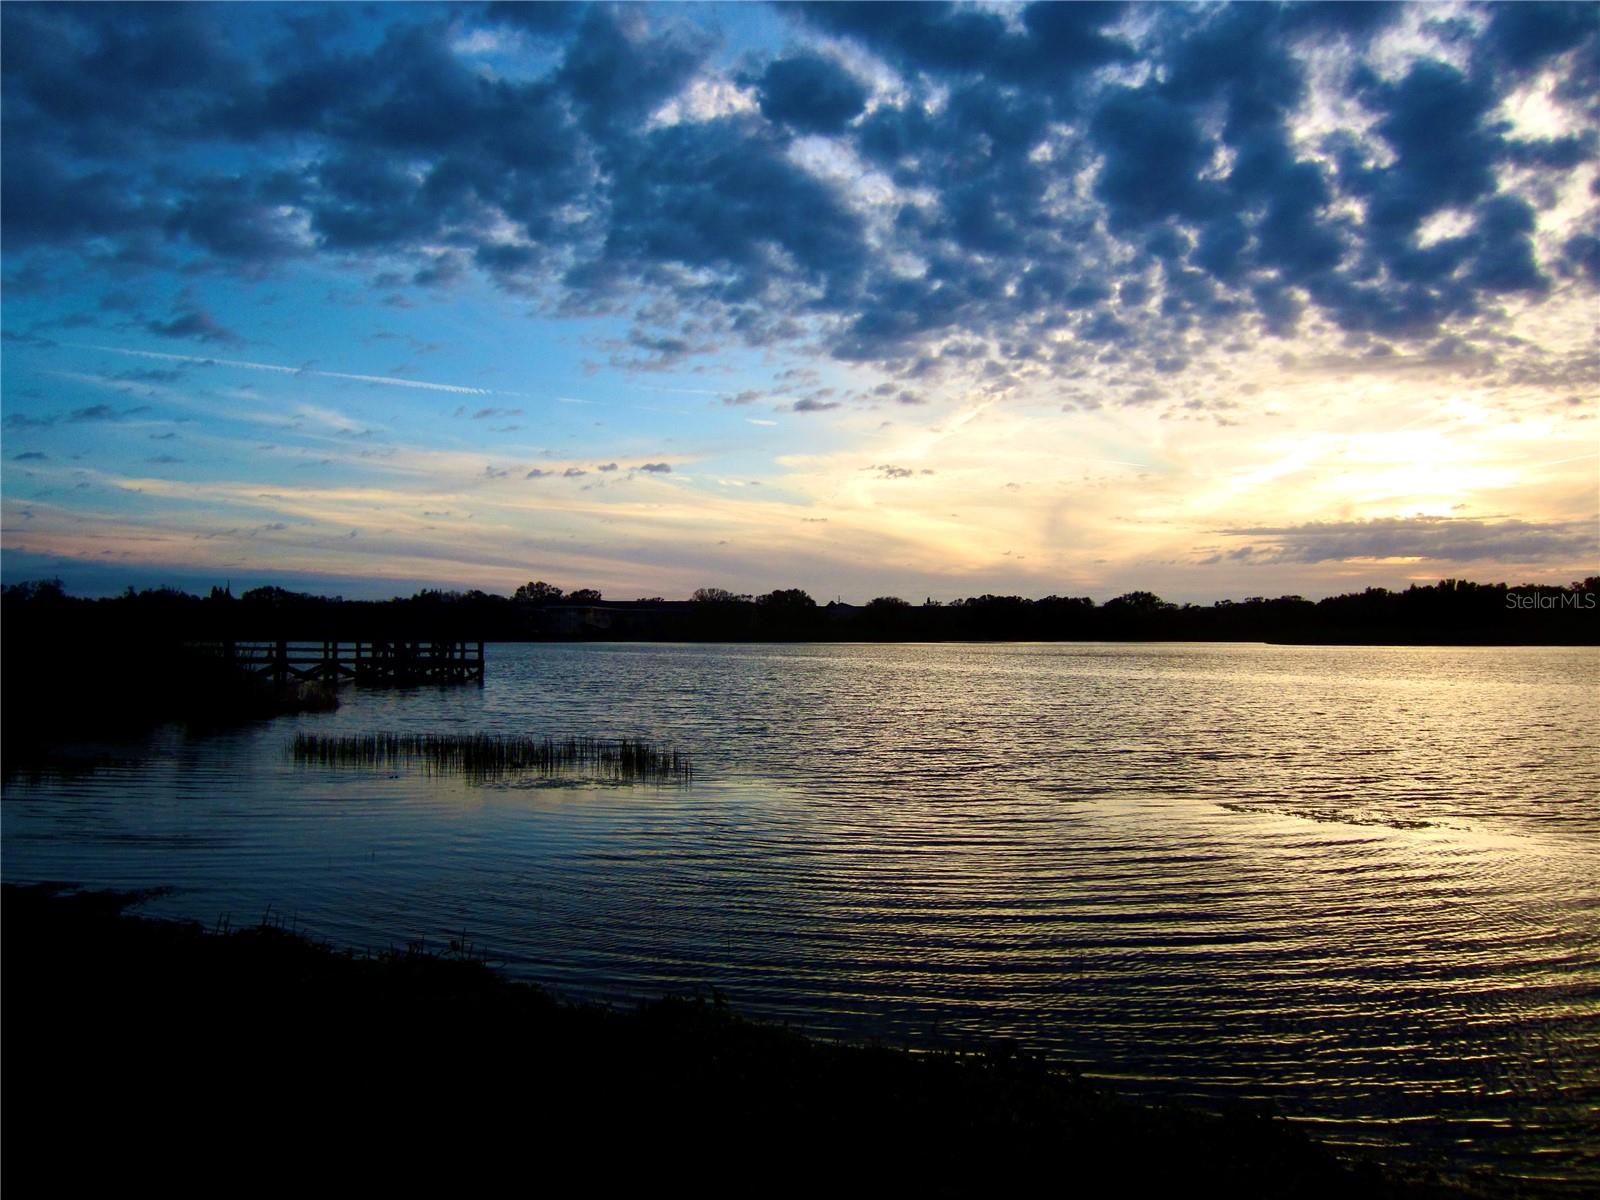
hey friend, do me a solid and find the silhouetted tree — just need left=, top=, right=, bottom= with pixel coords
left=2, top=577, right=65, bottom=604
left=1104, top=591, right=1175, bottom=612
left=862, top=595, right=914, bottom=636
left=513, top=581, right=564, bottom=604
left=688, top=586, right=754, bottom=637
left=241, top=585, right=307, bottom=607
left=755, top=588, right=820, bottom=637
left=757, top=588, right=816, bottom=609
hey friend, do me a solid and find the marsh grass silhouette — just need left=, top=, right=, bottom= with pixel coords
left=291, top=731, right=692, bottom=783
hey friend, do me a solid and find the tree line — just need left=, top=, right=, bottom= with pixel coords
left=5, top=575, right=1596, bottom=645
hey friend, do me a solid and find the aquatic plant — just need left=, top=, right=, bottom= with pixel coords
left=290, top=731, right=692, bottom=784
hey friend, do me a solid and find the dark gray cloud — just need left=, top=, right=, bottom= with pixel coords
left=757, top=54, right=868, bottom=135
left=866, top=463, right=920, bottom=480
left=796, top=2, right=1133, bottom=85
left=116, top=368, right=185, bottom=384
left=635, top=462, right=671, bottom=473
left=167, top=175, right=307, bottom=263
left=2, top=329, right=56, bottom=348
left=1480, top=2, right=1600, bottom=77
left=556, top=5, right=711, bottom=136
left=486, top=2, right=584, bottom=37
left=146, top=309, right=243, bottom=345
left=1215, top=517, right=1600, bottom=565
left=2, top=1, right=1594, bottom=396
left=4, top=412, right=55, bottom=429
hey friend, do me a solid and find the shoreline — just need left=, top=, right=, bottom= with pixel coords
left=2, top=883, right=1495, bottom=1197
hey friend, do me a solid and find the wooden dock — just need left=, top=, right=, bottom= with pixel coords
left=217, top=640, right=485, bottom=687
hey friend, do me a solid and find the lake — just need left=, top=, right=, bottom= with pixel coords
left=4, top=641, right=1597, bottom=1188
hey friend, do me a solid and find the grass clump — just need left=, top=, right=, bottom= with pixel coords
left=291, top=730, right=692, bottom=783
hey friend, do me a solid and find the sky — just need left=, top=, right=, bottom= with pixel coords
left=2, top=1, right=1597, bottom=603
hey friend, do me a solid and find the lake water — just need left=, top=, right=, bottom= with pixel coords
left=4, top=642, right=1597, bottom=1187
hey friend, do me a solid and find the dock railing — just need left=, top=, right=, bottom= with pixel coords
left=201, top=640, right=485, bottom=687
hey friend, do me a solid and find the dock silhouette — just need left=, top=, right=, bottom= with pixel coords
left=215, top=640, right=485, bottom=687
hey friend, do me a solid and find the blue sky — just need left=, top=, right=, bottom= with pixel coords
left=3, top=2, right=1597, bottom=601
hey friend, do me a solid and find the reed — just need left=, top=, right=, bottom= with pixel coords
left=291, top=731, right=692, bottom=784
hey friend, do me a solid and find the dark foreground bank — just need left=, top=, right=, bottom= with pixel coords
left=2, top=886, right=1493, bottom=1198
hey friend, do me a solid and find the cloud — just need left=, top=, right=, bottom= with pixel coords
left=12, top=451, right=47, bottom=461
left=1214, top=517, right=1600, bottom=565
left=557, top=4, right=712, bottom=136
left=635, top=462, right=671, bottom=473
left=524, top=468, right=551, bottom=479
left=167, top=174, right=309, bottom=262
left=4, top=413, right=56, bottom=429
left=2, top=330, right=57, bottom=348
left=1479, top=2, right=1600, bottom=78
left=793, top=398, right=841, bottom=413
left=0, top=1, right=1594, bottom=400
left=866, top=463, right=914, bottom=480
left=146, top=309, right=245, bottom=345
left=757, top=54, right=868, bottom=135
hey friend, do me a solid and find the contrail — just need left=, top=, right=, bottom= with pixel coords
left=1527, top=451, right=1600, bottom=469
left=636, top=384, right=725, bottom=396
left=81, top=345, right=517, bottom=397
